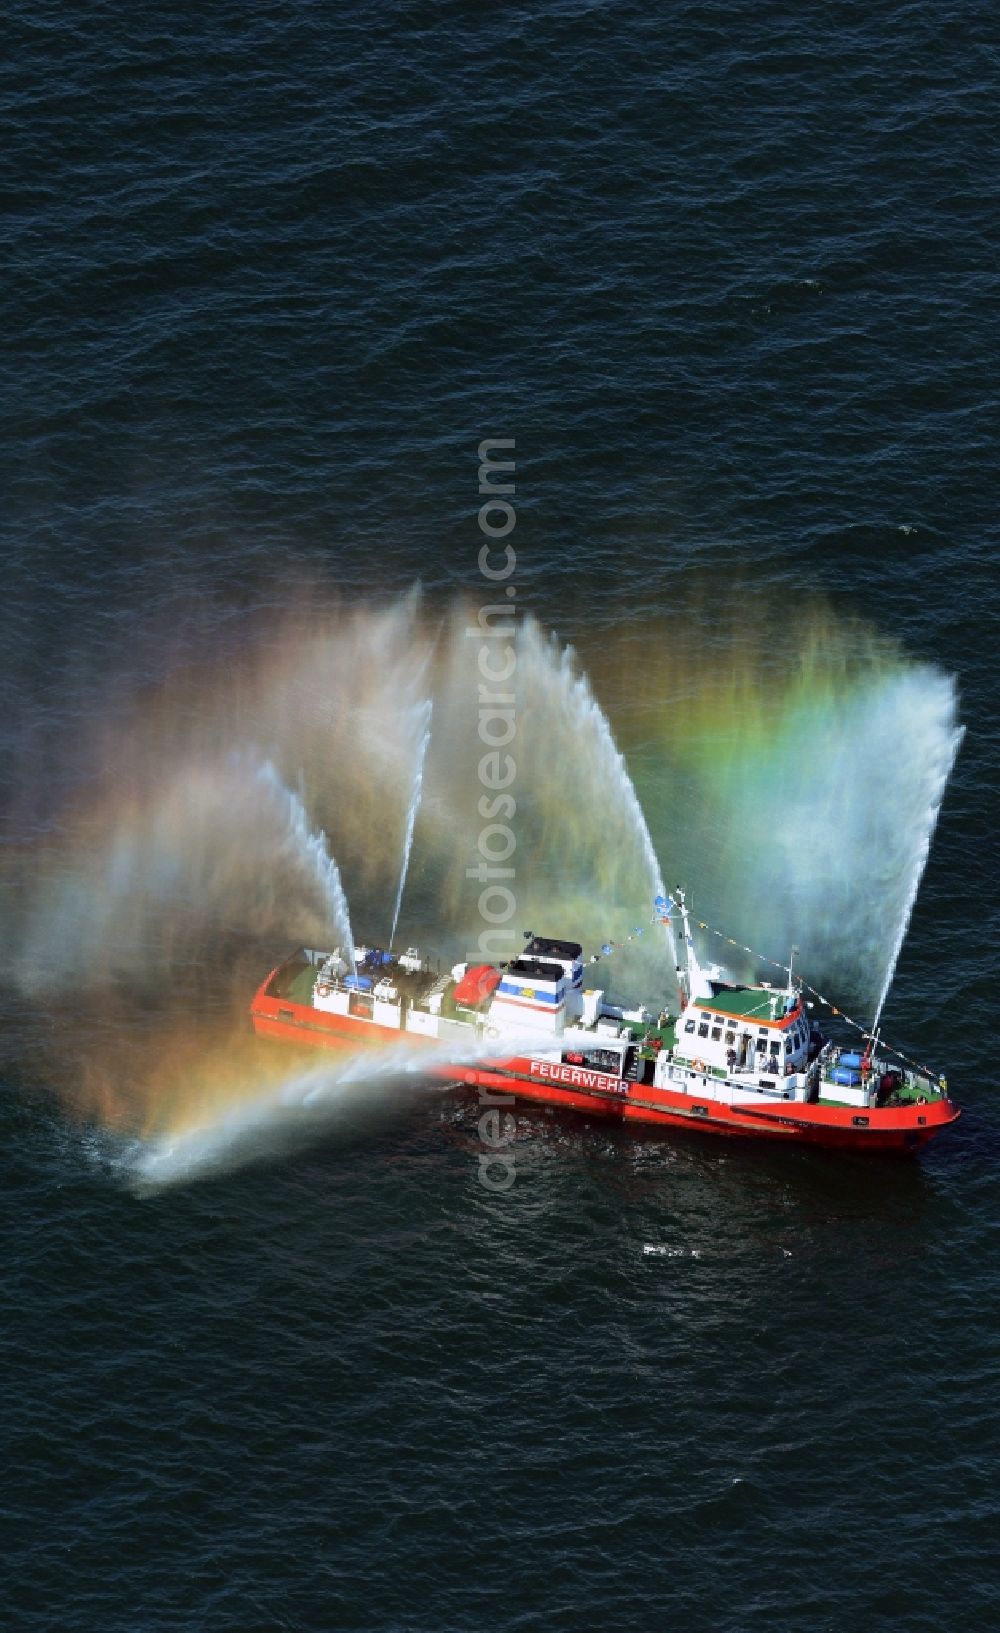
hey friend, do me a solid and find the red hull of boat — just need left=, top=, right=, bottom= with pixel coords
left=250, top=980, right=959, bottom=1153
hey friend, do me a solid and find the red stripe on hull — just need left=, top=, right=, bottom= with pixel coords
left=444, top=1061, right=957, bottom=1151
left=252, top=990, right=437, bottom=1051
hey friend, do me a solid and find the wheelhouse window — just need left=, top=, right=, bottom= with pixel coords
left=711, top=1026, right=722, bottom=1042
left=698, top=1022, right=709, bottom=1039
left=684, top=1019, right=695, bottom=1034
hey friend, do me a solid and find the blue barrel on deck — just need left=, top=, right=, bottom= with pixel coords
left=830, top=1066, right=861, bottom=1086
left=344, top=974, right=373, bottom=991
left=841, top=1051, right=863, bottom=1069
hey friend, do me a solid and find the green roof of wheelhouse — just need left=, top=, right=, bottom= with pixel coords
left=693, top=987, right=800, bottom=1026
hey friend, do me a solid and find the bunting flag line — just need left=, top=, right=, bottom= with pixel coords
left=689, top=913, right=942, bottom=1082
left=513, top=906, right=941, bottom=1082
left=581, top=919, right=660, bottom=967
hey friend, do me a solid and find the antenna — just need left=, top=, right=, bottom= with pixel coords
left=787, top=943, right=799, bottom=1004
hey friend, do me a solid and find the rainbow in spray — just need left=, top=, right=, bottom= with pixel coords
left=0, top=589, right=963, bottom=1176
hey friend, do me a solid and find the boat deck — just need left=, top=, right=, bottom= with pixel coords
left=285, top=964, right=318, bottom=1005
left=633, top=1020, right=678, bottom=1056
left=263, top=954, right=945, bottom=1113
left=818, top=1074, right=946, bottom=1108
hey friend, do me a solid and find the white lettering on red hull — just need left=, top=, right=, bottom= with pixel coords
left=528, top=1059, right=627, bottom=1094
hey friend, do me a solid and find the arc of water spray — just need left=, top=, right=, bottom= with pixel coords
left=133, top=1015, right=564, bottom=1189
left=871, top=722, right=965, bottom=1032
left=389, top=700, right=433, bottom=950
left=556, top=641, right=679, bottom=985
left=252, top=757, right=356, bottom=971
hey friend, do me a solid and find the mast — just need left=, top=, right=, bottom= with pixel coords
left=675, top=888, right=708, bottom=1006
left=785, top=942, right=799, bottom=1012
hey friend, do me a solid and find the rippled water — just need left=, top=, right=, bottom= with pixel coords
left=2, top=3, right=998, bottom=1629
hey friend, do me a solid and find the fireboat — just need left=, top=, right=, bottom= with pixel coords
left=250, top=892, right=958, bottom=1153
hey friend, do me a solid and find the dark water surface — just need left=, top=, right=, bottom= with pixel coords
left=2, top=4, right=998, bottom=1630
